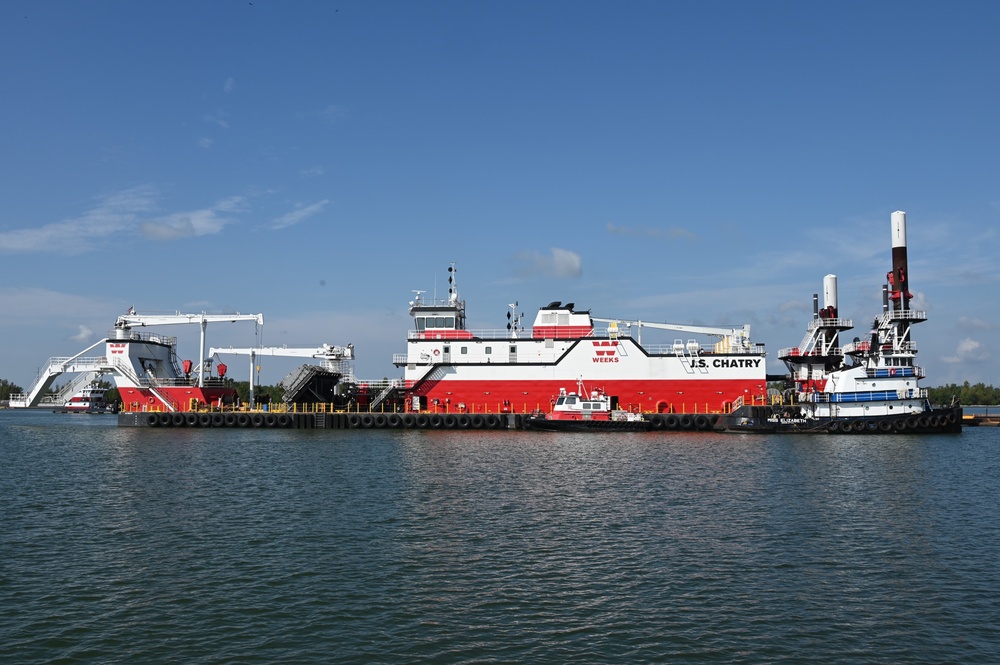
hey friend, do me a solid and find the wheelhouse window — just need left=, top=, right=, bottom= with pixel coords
left=416, top=316, right=457, bottom=330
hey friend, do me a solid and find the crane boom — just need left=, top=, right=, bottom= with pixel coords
left=114, top=310, right=264, bottom=387
left=209, top=344, right=354, bottom=361
left=210, top=344, right=355, bottom=408
left=115, top=312, right=264, bottom=328
left=592, top=317, right=750, bottom=339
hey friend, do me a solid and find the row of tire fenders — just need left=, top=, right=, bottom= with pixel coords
left=141, top=411, right=513, bottom=429
left=825, top=412, right=959, bottom=433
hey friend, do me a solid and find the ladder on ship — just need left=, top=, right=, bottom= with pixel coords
left=368, top=379, right=404, bottom=411
left=111, top=358, right=176, bottom=411
left=9, top=338, right=112, bottom=407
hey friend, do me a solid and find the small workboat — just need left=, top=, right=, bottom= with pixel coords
left=523, top=381, right=651, bottom=432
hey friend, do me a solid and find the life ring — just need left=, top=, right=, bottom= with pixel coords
left=889, top=368, right=897, bottom=376
left=148, top=396, right=155, bottom=404
left=433, top=349, right=440, bottom=356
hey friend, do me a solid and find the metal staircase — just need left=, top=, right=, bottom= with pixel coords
left=8, top=339, right=111, bottom=407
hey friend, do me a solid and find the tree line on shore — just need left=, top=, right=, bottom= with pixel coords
left=3, top=377, right=1000, bottom=407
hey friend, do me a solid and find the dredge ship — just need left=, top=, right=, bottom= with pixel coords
left=716, top=211, right=962, bottom=434
left=392, top=266, right=767, bottom=416
left=11, top=211, right=961, bottom=434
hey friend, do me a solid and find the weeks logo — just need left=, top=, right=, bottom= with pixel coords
left=591, top=340, right=623, bottom=363
left=109, top=343, right=126, bottom=355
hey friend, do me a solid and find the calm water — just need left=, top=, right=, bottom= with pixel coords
left=2, top=411, right=999, bottom=664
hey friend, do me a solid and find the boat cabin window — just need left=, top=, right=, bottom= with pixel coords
left=485, top=347, right=492, bottom=355
left=460, top=346, right=468, bottom=354
left=565, top=396, right=577, bottom=405
left=415, top=316, right=457, bottom=331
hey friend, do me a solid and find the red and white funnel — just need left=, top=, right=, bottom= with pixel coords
left=889, top=210, right=911, bottom=310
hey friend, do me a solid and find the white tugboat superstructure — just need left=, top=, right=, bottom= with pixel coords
left=717, top=211, right=961, bottom=434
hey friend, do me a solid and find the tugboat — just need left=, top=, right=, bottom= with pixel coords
left=717, top=211, right=962, bottom=434
left=523, top=380, right=651, bottom=432
left=60, top=383, right=114, bottom=414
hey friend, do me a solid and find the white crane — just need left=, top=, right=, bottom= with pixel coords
left=209, top=343, right=354, bottom=407
left=591, top=317, right=752, bottom=349
left=115, top=311, right=264, bottom=387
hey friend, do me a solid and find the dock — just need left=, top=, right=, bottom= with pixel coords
left=963, top=414, right=1000, bottom=427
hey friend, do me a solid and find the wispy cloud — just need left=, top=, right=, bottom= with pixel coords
left=606, top=222, right=696, bottom=240
left=71, top=325, right=94, bottom=343
left=204, top=109, right=230, bottom=129
left=270, top=200, right=330, bottom=230
left=300, top=166, right=325, bottom=178
left=957, top=316, right=1000, bottom=332
left=514, top=247, right=583, bottom=278
left=224, top=77, right=235, bottom=93
left=0, top=185, right=158, bottom=254
left=140, top=196, right=248, bottom=240
left=198, top=137, right=215, bottom=149
left=942, top=337, right=988, bottom=364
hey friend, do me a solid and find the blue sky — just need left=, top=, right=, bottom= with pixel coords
left=2, top=1, right=998, bottom=391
